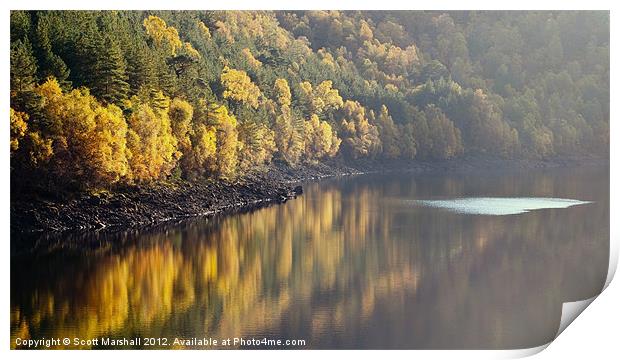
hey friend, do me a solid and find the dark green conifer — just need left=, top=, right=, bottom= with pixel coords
left=10, top=39, right=38, bottom=94
left=91, top=37, right=130, bottom=107
left=32, top=16, right=71, bottom=90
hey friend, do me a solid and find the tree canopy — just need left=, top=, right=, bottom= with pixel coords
left=10, top=10, right=609, bottom=190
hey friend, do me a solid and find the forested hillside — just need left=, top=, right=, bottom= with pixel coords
left=10, top=11, right=609, bottom=190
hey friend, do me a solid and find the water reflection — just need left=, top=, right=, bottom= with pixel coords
left=11, top=166, right=609, bottom=349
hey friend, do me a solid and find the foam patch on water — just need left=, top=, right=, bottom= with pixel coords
left=410, top=197, right=592, bottom=215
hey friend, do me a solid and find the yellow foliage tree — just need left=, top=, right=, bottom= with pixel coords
left=143, top=15, right=183, bottom=55
left=359, top=20, right=374, bottom=42
left=304, top=114, right=341, bottom=163
left=198, top=21, right=211, bottom=40
left=314, top=80, right=344, bottom=114
left=10, top=108, right=28, bottom=152
left=34, top=78, right=129, bottom=187
left=183, top=42, right=201, bottom=59
left=126, top=98, right=178, bottom=182
left=299, top=81, right=313, bottom=98
left=357, top=40, right=419, bottom=77
left=168, top=98, right=193, bottom=156
left=25, top=131, right=53, bottom=166
left=215, top=20, right=235, bottom=43
left=339, top=100, right=381, bottom=159
left=92, top=105, right=131, bottom=184
left=183, top=123, right=217, bottom=178
left=220, top=66, right=261, bottom=109
left=241, top=48, right=262, bottom=69
left=208, top=104, right=239, bottom=179
left=274, top=78, right=291, bottom=107
left=299, top=80, right=343, bottom=117
left=274, top=105, right=303, bottom=166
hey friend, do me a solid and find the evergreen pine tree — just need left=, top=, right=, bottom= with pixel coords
left=10, top=10, right=31, bottom=43
left=156, top=55, right=178, bottom=96
left=71, top=24, right=103, bottom=90
left=91, top=37, right=130, bottom=107
left=10, top=38, right=47, bottom=144
left=32, top=16, right=71, bottom=90
left=10, top=39, right=38, bottom=93
left=126, top=41, right=157, bottom=94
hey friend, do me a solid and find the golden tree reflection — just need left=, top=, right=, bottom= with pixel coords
left=11, top=167, right=609, bottom=349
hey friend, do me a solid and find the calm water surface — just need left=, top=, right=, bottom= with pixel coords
left=11, top=166, right=609, bottom=349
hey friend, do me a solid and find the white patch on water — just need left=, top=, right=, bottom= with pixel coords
left=410, top=197, right=592, bottom=215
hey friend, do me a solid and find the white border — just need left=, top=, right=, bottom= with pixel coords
left=2, top=1, right=617, bottom=359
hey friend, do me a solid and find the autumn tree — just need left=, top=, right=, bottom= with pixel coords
left=274, top=78, right=291, bottom=107
left=299, top=80, right=343, bottom=117
left=10, top=108, right=28, bottom=153
left=34, top=78, right=130, bottom=187
left=208, top=104, right=239, bottom=179
left=183, top=123, right=217, bottom=178
left=143, top=15, right=183, bottom=55
left=220, top=66, right=261, bottom=109
left=271, top=78, right=303, bottom=165
left=339, top=100, right=381, bottom=159
left=168, top=98, right=194, bottom=157
left=198, top=21, right=212, bottom=40
left=274, top=104, right=303, bottom=166
left=304, top=114, right=341, bottom=163
left=126, top=95, right=178, bottom=182
left=177, top=110, right=218, bottom=179
left=241, top=48, right=262, bottom=69
left=459, top=89, right=519, bottom=156
left=359, top=20, right=374, bottom=43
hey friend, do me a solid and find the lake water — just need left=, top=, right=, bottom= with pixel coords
left=10, top=165, right=609, bottom=349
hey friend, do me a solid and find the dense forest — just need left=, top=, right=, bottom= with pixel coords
left=10, top=11, right=609, bottom=190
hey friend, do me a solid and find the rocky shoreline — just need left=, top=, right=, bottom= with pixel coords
left=11, top=155, right=608, bottom=235
left=10, top=160, right=358, bottom=235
